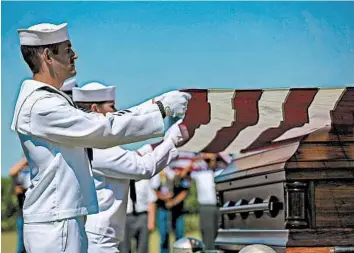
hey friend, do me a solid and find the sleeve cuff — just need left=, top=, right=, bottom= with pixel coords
left=152, top=111, right=165, bottom=136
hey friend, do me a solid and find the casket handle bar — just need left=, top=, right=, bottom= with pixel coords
left=220, top=196, right=283, bottom=220
left=330, top=247, right=354, bottom=253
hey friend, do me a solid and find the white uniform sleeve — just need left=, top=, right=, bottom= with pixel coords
left=127, top=101, right=159, bottom=115
left=92, top=138, right=178, bottom=180
left=27, top=95, right=164, bottom=148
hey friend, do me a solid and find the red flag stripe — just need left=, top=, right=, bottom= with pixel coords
left=241, top=88, right=319, bottom=153
left=202, top=90, right=263, bottom=153
left=180, top=91, right=235, bottom=152
left=180, top=89, right=210, bottom=145
left=224, top=89, right=290, bottom=155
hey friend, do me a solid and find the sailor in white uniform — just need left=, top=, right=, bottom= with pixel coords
left=13, top=22, right=191, bottom=253
left=71, top=82, right=188, bottom=253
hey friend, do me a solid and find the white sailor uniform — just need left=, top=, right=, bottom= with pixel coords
left=70, top=83, right=184, bottom=253
left=12, top=79, right=165, bottom=253
left=85, top=141, right=178, bottom=253
left=14, top=22, right=189, bottom=253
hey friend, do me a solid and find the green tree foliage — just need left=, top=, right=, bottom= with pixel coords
left=184, top=181, right=200, bottom=233
left=1, top=177, right=18, bottom=231
left=184, top=181, right=199, bottom=213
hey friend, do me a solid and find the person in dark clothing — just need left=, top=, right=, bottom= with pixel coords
left=152, top=166, right=191, bottom=253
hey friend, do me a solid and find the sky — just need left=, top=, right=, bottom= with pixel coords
left=2, top=1, right=354, bottom=176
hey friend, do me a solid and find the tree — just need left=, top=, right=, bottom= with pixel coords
left=1, top=177, right=18, bottom=231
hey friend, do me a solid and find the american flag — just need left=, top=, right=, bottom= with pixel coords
left=149, top=87, right=353, bottom=172
left=179, top=87, right=354, bottom=158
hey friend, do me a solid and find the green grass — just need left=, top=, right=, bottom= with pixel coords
left=149, top=230, right=201, bottom=253
left=2, top=231, right=18, bottom=253
left=1, top=230, right=201, bottom=253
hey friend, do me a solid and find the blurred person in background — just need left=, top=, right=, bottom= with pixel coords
left=151, top=165, right=192, bottom=253
left=9, top=157, right=31, bottom=253
left=191, top=152, right=232, bottom=250
left=120, top=178, right=156, bottom=253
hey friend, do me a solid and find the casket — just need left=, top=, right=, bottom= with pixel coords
left=178, top=87, right=354, bottom=253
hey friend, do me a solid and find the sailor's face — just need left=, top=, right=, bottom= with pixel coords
left=50, top=40, right=78, bottom=80
left=96, top=101, right=117, bottom=116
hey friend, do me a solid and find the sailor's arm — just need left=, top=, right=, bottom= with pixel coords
left=124, top=102, right=158, bottom=116
left=127, top=91, right=191, bottom=116
left=92, top=120, right=188, bottom=180
left=92, top=138, right=178, bottom=180
left=26, top=95, right=165, bottom=148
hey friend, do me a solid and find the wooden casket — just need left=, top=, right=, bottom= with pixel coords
left=178, top=87, right=354, bottom=253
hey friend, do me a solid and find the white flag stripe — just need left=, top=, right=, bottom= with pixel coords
left=235, top=141, right=300, bottom=171
left=225, top=89, right=289, bottom=155
left=274, top=88, right=345, bottom=142
left=180, top=91, right=235, bottom=152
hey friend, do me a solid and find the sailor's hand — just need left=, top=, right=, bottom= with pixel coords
left=156, top=91, right=191, bottom=117
left=154, top=90, right=175, bottom=103
left=164, top=119, right=189, bottom=147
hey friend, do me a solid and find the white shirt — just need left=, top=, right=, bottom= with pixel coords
left=191, top=170, right=217, bottom=205
left=126, top=180, right=157, bottom=214
left=11, top=80, right=165, bottom=223
left=85, top=138, right=178, bottom=240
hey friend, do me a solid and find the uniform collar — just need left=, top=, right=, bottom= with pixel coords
left=11, top=79, right=75, bottom=131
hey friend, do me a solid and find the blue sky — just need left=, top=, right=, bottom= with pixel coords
left=2, top=1, right=354, bottom=176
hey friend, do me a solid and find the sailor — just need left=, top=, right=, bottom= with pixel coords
left=13, top=22, right=191, bottom=253
left=72, top=82, right=189, bottom=253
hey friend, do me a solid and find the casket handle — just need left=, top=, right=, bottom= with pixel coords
left=220, top=196, right=283, bottom=220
